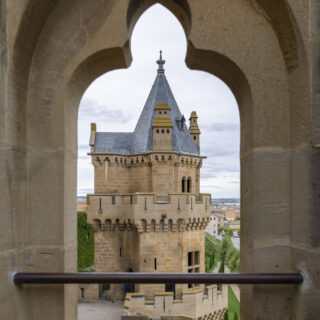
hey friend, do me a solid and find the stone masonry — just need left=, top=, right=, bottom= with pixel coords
left=1, top=1, right=319, bottom=319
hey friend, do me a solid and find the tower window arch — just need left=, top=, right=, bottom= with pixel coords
left=187, top=177, right=192, bottom=193
left=182, top=176, right=186, bottom=193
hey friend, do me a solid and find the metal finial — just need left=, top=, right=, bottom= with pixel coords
left=157, top=50, right=165, bottom=73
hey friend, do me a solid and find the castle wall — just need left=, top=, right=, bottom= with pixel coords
left=124, top=285, right=228, bottom=320
left=94, top=162, right=131, bottom=193
left=151, top=162, right=177, bottom=193
left=92, top=154, right=202, bottom=194
left=176, top=165, right=199, bottom=193
left=87, top=193, right=211, bottom=229
left=135, top=229, right=205, bottom=298
left=129, top=165, right=152, bottom=193
left=94, top=231, right=125, bottom=300
left=94, top=229, right=140, bottom=300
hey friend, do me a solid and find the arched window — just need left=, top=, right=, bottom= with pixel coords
left=187, top=177, right=192, bottom=193
left=181, top=176, right=186, bottom=193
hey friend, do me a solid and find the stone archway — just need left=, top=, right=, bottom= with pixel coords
left=2, top=1, right=315, bottom=320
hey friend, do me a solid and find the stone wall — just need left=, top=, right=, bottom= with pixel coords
left=91, top=225, right=206, bottom=300
left=1, top=1, right=317, bottom=319
left=92, top=153, right=202, bottom=194
left=94, top=161, right=131, bottom=193
left=87, top=193, right=211, bottom=227
left=94, top=229, right=140, bottom=300
left=124, top=285, right=227, bottom=320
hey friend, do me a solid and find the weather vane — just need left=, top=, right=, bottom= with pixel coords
left=157, top=50, right=165, bottom=73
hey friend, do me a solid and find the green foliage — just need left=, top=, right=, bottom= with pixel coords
left=77, top=212, right=94, bottom=271
left=227, top=286, right=240, bottom=320
left=223, top=234, right=240, bottom=272
left=205, top=233, right=221, bottom=272
left=205, top=233, right=240, bottom=273
left=224, top=227, right=234, bottom=237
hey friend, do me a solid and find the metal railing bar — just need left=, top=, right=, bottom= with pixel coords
left=13, top=272, right=303, bottom=285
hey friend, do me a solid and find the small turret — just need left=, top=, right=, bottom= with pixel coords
left=189, top=111, right=201, bottom=151
left=89, top=122, right=96, bottom=151
left=152, top=102, right=173, bottom=151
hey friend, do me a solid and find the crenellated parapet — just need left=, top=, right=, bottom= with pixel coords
left=87, top=193, right=211, bottom=232
left=124, top=285, right=227, bottom=320
left=91, top=153, right=203, bottom=168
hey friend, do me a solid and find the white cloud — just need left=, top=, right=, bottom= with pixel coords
left=77, top=4, right=240, bottom=198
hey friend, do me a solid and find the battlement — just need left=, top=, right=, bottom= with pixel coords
left=86, top=193, right=212, bottom=232
left=91, top=153, right=203, bottom=168
left=123, top=285, right=227, bottom=320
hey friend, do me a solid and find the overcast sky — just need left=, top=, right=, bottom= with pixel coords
left=78, top=4, right=240, bottom=198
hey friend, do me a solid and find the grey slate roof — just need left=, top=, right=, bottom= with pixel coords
left=94, top=132, right=133, bottom=154
left=92, top=57, right=199, bottom=156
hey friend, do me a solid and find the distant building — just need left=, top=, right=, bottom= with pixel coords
left=224, top=208, right=240, bottom=222
left=206, top=209, right=225, bottom=237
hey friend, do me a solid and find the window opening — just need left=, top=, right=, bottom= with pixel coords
left=182, top=177, right=186, bottom=193
left=187, top=177, right=192, bottom=193
left=187, top=251, right=200, bottom=288
left=80, top=288, right=85, bottom=299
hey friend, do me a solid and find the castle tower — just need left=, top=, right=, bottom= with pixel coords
left=86, top=52, right=211, bottom=301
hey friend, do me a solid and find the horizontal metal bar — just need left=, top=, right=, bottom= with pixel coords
left=13, top=272, right=303, bottom=285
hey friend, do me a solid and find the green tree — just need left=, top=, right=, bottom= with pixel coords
left=77, top=212, right=94, bottom=271
left=205, top=232, right=240, bottom=273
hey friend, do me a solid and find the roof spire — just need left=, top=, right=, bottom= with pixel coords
left=156, top=50, right=165, bottom=73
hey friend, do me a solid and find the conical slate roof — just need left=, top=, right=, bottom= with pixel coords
left=93, top=53, right=199, bottom=156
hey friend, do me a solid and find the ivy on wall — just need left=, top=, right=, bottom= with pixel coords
left=77, top=212, right=94, bottom=271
